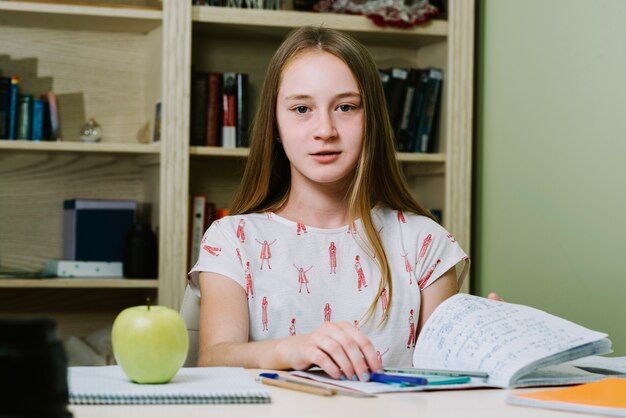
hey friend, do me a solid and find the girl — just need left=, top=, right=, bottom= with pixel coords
left=189, top=26, right=469, bottom=383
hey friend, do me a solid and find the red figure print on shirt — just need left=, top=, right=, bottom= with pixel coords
left=376, top=348, right=390, bottom=365
left=418, top=259, right=441, bottom=290
left=447, top=233, right=457, bottom=243
left=329, top=241, right=337, bottom=274
left=255, top=238, right=276, bottom=269
left=296, top=222, right=308, bottom=235
left=401, top=252, right=413, bottom=285
left=244, top=261, right=254, bottom=299
left=417, top=234, right=432, bottom=265
left=265, top=211, right=273, bottom=219
left=355, top=255, right=368, bottom=291
left=236, top=219, right=246, bottom=243
left=380, top=287, right=389, bottom=315
left=347, top=222, right=357, bottom=235
left=203, top=245, right=221, bottom=256
left=236, top=248, right=243, bottom=266
left=289, top=318, right=296, bottom=336
left=407, top=309, right=416, bottom=348
left=397, top=210, right=406, bottom=224
left=261, top=296, right=269, bottom=331
left=293, top=264, right=312, bottom=294
left=324, top=303, right=332, bottom=322
left=353, top=320, right=359, bottom=328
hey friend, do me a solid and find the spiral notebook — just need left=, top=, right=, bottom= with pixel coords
left=68, top=366, right=271, bottom=404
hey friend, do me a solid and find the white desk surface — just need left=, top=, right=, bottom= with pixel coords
left=68, top=370, right=596, bottom=418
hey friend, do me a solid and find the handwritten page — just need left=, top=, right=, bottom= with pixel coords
left=412, top=294, right=610, bottom=388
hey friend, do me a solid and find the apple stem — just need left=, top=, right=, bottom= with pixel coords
left=146, top=296, right=151, bottom=311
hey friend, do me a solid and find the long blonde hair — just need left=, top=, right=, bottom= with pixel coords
left=231, top=26, right=433, bottom=325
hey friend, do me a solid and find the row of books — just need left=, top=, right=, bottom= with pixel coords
left=191, top=0, right=281, bottom=10
left=0, top=75, right=60, bottom=141
left=380, top=67, right=443, bottom=153
left=188, top=194, right=230, bottom=269
left=190, top=71, right=249, bottom=148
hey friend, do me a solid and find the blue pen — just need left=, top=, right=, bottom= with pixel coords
left=369, top=372, right=428, bottom=386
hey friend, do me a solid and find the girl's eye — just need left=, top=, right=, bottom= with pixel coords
left=338, top=104, right=354, bottom=112
left=294, top=106, right=309, bottom=114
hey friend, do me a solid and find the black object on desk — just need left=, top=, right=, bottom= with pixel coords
left=0, top=317, right=72, bottom=418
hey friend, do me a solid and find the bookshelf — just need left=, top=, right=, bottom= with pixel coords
left=0, top=0, right=474, bottom=339
left=0, top=0, right=163, bottom=338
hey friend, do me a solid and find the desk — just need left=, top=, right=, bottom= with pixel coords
left=69, top=370, right=593, bottom=418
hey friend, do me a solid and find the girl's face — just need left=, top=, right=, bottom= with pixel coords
left=276, top=51, right=364, bottom=191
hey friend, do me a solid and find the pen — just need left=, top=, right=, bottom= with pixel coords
left=257, top=373, right=335, bottom=396
left=258, top=373, right=376, bottom=398
left=384, top=367, right=489, bottom=379
left=369, top=372, right=428, bottom=386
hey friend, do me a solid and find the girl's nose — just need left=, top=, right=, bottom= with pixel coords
left=314, top=111, right=338, bottom=140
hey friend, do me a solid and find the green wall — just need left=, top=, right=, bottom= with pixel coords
left=474, top=0, right=626, bottom=356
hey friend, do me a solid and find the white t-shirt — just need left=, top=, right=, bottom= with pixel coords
left=189, top=206, right=469, bottom=367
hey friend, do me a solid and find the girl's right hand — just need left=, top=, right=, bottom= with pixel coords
left=275, top=320, right=381, bottom=382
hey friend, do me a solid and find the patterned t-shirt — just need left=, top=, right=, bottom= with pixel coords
left=189, top=206, right=469, bottom=368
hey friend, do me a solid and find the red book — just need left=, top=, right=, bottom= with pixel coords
left=221, top=72, right=237, bottom=148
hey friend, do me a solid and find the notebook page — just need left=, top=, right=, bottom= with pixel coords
left=68, top=366, right=270, bottom=404
left=412, top=294, right=609, bottom=388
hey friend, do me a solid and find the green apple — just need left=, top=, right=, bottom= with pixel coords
left=112, top=303, right=189, bottom=384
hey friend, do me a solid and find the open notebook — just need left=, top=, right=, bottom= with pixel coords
left=68, top=366, right=271, bottom=404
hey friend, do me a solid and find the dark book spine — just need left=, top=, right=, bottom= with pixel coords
left=221, top=72, right=237, bottom=148
left=190, top=70, right=208, bottom=146
left=0, top=77, right=10, bottom=138
left=396, top=69, right=420, bottom=153
left=7, top=76, right=19, bottom=140
left=416, top=68, right=443, bottom=153
left=31, top=98, right=44, bottom=141
left=407, top=69, right=429, bottom=152
left=16, top=94, right=33, bottom=140
left=386, top=68, right=409, bottom=151
left=236, top=72, right=248, bottom=147
left=205, top=72, right=221, bottom=147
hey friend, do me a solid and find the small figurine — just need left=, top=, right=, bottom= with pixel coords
left=79, top=118, right=102, bottom=142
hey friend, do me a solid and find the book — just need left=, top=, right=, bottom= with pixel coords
left=188, top=194, right=207, bottom=269
left=236, top=72, right=249, bottom=147
left=0, top=76, right=10, bottom=138
left=31, top=98, right=44, bottom=141
left=46, top=91, right=60, bottom=141
left=221, top=72, right=237, bottom=148
left=395, top=68, right=423, bottom=152
left=206, top=71, right=221, bottom=147
left=152, top=101, right=161, bottom=142
left=190, top=70, right=208, bottom=146
left=507, top=378, right=626, bottom=417
left=414, top=68, right=443, bottom=153
left=7, top=76, right=19, bottom=140
left=411, top=294, right=612, bottom=388
left=16, top=94, right=33, bottom=140
left=68, top=365, right=271, bottom=404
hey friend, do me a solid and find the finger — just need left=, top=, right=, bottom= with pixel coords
left=306, top=346, right=343, bottom=380
left=336, top=321, right=380, bottom=381
left=488, top=292, right=504, bottom=301
left=314, top=331, right=355, bottom=380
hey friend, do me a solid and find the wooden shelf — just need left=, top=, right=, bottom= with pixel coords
left=192, top=6, right=447, bottom=47
left=190, top=146, right=249, bottom=158
left=0, top=278, right=158, bottom=289
left=0, top=140, right=160, bottom=155
left=190, top=146, right=444, bottom=162
left=0, top=1, right=162, bottom=33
